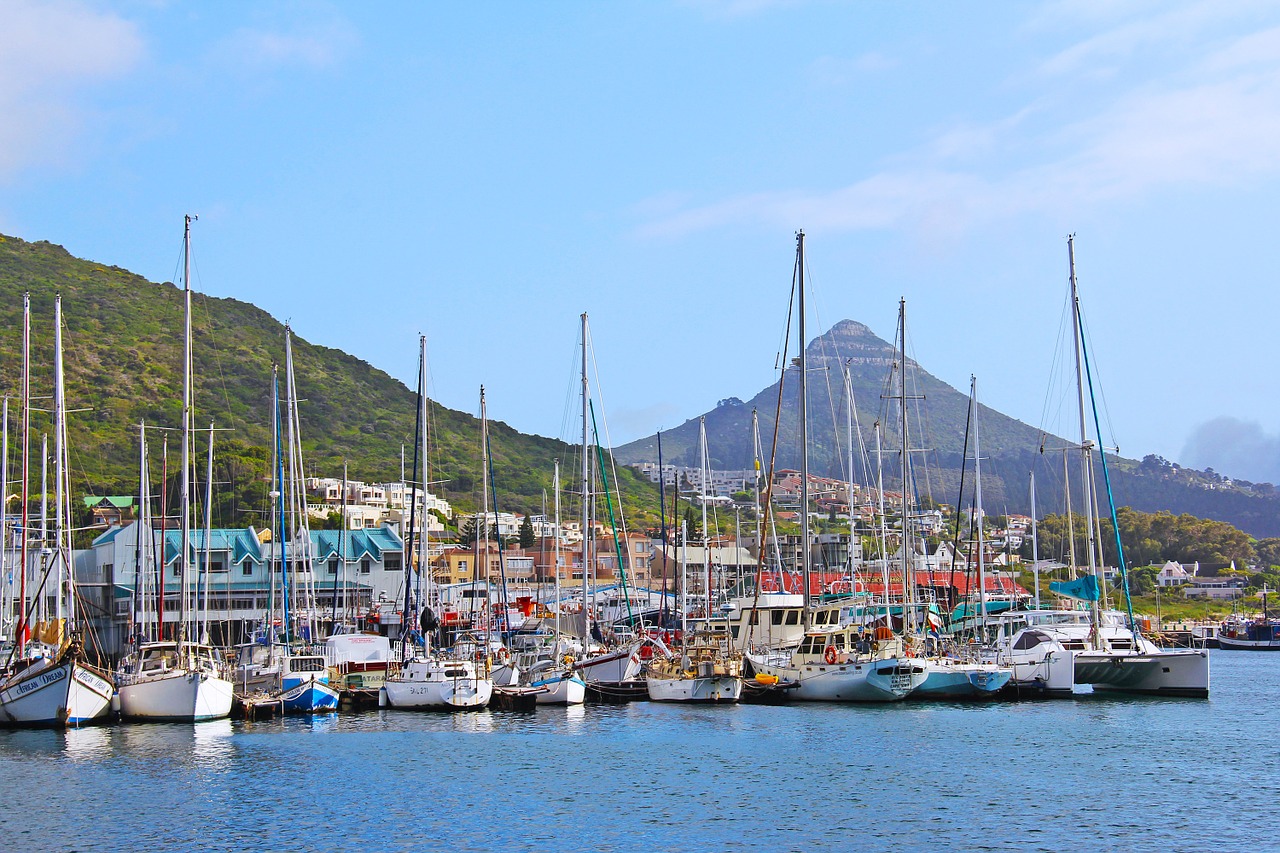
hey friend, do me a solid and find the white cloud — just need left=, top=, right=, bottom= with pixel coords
left=211, top=17, right=358, bottom=72
left=635, top=10, right=1280, bottom=242
left=0, top=0, right=143, bottom=178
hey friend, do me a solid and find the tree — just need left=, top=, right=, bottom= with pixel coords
left=518, top=514, right=535, bottom=549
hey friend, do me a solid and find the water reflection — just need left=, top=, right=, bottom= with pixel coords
left=62, top=725, right=112, bottom=761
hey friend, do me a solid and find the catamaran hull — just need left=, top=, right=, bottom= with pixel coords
left=913, top=661, right=1013, bottom=699
left=1074, top=649, right=1209, bottom=698
left=280, top=679, right=340, bottom=713
left=0, top=660, right=113, bottom=727
left=646, top=675, right=742, bottom=703
left=1005, top=650, right=1076, bottom=698
left=118, top=671, right=235, bottom=721
left=748, top=655, right=922, bottom=702
left=384, top=678, right=493, bottom=710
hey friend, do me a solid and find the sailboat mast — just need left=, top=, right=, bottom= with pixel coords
left=1067, top=236, right=1099, bottom=594
left=898, top=299, right=913, bottom=635
left=179, top=214, right=194, bottom=651
left=54, top=297, right=66, bottom=627
left=480, top=386, right=491, bottom=633
left=135, top=422, right=148, bottom=643
left=1030, top=471, right=1040, bottom=610
left=553, top=460, right=562, bottom=643
left=580, top=313, right=591, bottom=636
left=699, top=417, right=711, bottom=616
left=417, top=336, right=430, bottom=622
left=17, top=294, right=28, bottom=657
left=971, top=376, right=987, bottom=630
left=796, top=231, right=811, bottom=627
left=201, top=422, right=214, bottom=644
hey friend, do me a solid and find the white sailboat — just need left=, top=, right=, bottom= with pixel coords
left=568, top=313, right=645, bottom=694
left=745, top=231, right=924, bottom=702
left=382, top=337, right=493, bottom=711
left=647, top=421, right=742, bottom=703
left=912, top=375, right=1012, bottom=699
left=117, top=215, right=233, bottom=722
left=0, top=294, right=114, bottom=727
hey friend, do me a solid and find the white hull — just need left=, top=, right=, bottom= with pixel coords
left=646, top=674, right=741, bottom=703
left=118, top=670, right=235, bottom=721
left=384, top=658, right=493, bottom=710
left=1075, top=648, right=1209, bottom=697
left=1006, top=650, right=1076, bottom=696
left=0, top=659, right=113, bottom=727
left=529, top=671, right=586, bottom=705
left=575, top=643, right=643, bottom=684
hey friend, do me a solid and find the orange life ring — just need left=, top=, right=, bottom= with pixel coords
left=823, top=645, right=838, bottom=665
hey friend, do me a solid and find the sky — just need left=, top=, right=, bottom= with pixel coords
left=3, top=0, right=1280, bottom=482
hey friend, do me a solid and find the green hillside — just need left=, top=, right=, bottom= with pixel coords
left=0, top=233, right=654, bottom=532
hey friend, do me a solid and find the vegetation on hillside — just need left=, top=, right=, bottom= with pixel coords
left=0, top=233, right=658, bottom=534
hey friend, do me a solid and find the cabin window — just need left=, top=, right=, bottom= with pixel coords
left=771, top=611, right=784, bottom=626
left=748, top=611, right=759, bottom=626
left=785, top=611, right=800, bottom=625
left=730, top=626, right=739, bottom=639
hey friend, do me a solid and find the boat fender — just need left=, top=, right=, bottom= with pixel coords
left=563, top=654, right=575, bottom=667
left=824, top=646, right=838, bottom=665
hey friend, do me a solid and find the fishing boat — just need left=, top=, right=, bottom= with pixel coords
left=117, top=217, right=234, bottom=722
left=1217, top=588, right=1280, bottom=650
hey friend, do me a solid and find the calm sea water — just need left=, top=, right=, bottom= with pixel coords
left=0, top=651, right=1271, bottom=852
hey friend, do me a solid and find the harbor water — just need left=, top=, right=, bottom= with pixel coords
left=1, top=650, right=1270, bottom=851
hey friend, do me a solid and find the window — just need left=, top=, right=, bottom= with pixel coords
left=242, top=563, right=253, bottom=576
left=360, top=559, right=371, bottom=575
left=771, top=611, right=784, bottom=625
left=785, top=611, right=800, bottom=625
left=384, top=555, right=402, bottom=571
left=173, top=563, right=180, bottom=577
left=328, top=559, right=339, bottom=575
left=210, top=561, right=226, bottom=574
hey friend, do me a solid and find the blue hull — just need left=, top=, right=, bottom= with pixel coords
left=280, top=681, right=340, bottom=713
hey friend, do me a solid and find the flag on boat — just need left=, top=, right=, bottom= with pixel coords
left=1049, top=575, right=1100, bottom=602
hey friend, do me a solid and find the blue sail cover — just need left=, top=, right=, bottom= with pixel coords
left=1049, top=575, right=1101, bottom=602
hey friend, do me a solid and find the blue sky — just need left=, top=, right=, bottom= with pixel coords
left=4, top=1, right=1280, bottom=482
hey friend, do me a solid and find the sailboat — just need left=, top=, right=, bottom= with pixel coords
left=745, top=231, right=924, bottom=702
left=116, top=216, right=234, bottom=722
left=0, top=294, right=114, bottom=727
left=910, top=375, right=1011, bottom=699
left=996, top=236, right=1209, bottom=697
left=566, top=313, right=645, bottom=695
left=646, top=419, right=743, bottom=703
left=382, top=339, right=493, bottom=711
